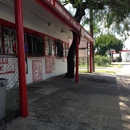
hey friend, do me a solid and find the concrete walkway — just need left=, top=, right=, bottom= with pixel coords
left=5, top=74, right=130, bottom=130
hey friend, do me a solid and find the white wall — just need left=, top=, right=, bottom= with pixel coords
left=121, top=52, right=130, bottom=62
left=23, top=14, right=68, bottom=42
left=123, top=37, right=130, bottom=50
left=26, top=57, right=67, bottom=83
left=0, top=2, right=15, bottom=23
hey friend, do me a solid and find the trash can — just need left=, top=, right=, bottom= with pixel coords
left=0, top=78, right=7, bottom=120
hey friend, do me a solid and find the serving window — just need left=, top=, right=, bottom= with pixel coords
left=0, top=23, right=68, bottom=57
left=0, top=24, right=44, bottom=56
left=24, top=33, right=44, bottom=56
left=63, top=43, right=69, bottom=57
left=55, top=40, right=63, bottom=57
left=45, top=36, right=55, bottom=56
left=3, top=27, right=17, bottom=55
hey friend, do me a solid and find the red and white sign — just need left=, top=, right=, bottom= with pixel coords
left=45, top=57, right=52, bottom=73
left=0, top=58, right=15, bottom=74
left=32, top=60, right=43, bottom=82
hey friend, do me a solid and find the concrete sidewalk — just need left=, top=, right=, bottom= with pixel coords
left=5, top=74, right=130, bottom=130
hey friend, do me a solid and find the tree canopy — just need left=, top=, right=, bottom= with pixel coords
left=60, top=0, right=130, bottom=39
left=95, top=34, right=123, bottom=56
left=59, top=0, right=130, bottom=77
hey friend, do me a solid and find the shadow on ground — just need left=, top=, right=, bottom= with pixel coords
left=5, top=74, right=130, bottom=130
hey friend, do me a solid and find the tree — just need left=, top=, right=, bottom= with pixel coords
left=59, top=0, right=130, bottom=78
left=95, top=34, right=123, bottom=56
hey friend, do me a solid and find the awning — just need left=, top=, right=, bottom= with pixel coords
left=1, top=0, right=94, bottom=43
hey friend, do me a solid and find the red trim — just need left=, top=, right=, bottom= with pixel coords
left=75, top=34, right=79, bottom=83
left=120, top=50, right=130, bottom=52
left=14, top=0, right=28, bottom=117
left=34, top=0, right=80, bottom=32
left=0, top=18, right=15, bottom=28
left=0, top=18, right=69, bottom=58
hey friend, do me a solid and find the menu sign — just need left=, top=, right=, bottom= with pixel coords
left=32, top=60, right=43, bottom=82
left=0, top=58, right=15, bottom=74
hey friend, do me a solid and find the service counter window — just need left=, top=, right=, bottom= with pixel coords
left=3, top=27, right=16, bottom=54
left=24, top=33, right=44, bottom=56
left=55, top=40, right=63, bottom=57
left=0, top=26, right=2, bottom=54
left=37, top=36, right=44, bottom=56
left=63, top=43, right=66, bottom=57
left=45, top=36, right=55, bottom=56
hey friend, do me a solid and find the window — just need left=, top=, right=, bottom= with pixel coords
left=37, top=36, right=44, bottom=56
left=55, top=40, right=63, bottom=57
left=0, top=25, right=45, bottom=56
left=0, top=24, right=67, bottom=57
left=26, top=34, right=37, bottom=55
left=65, top=44, right=69, bottom=57
left=45, top=36, right=55, bottom=56
left=63, top=43, right=66, bottom=57
left=25, top=33, right=44, bottom=56
left=3, top=27, right=16, bottom=54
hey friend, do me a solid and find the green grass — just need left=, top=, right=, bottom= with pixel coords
left=79, top=69, right=115, bottom=75
left=79, top=63, right=122, bottom=68
left=113, top=64, right=123, bottom=68
left=78, top=70, right=88, bottom=73
left=79, top=63, right=88, bottom=68
left=95, top=70, right=116, bottom=75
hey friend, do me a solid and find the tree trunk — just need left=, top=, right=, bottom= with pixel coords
left=65, top=31, right=76, bottom=78
left=90, top=8, right=95, bottom=72
left=65, top=9, right=85, bottom=78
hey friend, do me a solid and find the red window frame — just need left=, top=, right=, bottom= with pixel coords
left=0, top=18, right=69, bottom=57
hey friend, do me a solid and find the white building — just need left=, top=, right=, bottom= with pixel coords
left=121, top=37, right=130, bottom=62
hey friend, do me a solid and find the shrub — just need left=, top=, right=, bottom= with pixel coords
left=94, top=55, right=110, bottom=66
left=94, top=55, right=102, bottom=66
left=116, top=56, right=121, bottom=62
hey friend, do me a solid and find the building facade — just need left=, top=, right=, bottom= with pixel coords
left=0, top=0, right=94, bottom=117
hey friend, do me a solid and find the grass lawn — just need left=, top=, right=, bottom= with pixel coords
left=95, top=70, right=116, bottom=75
left=79, top=64, right=122, bottom=68
left=79, top=69, right=116, bottom=75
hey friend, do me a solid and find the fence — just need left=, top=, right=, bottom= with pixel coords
left=0, top=55, right=19, bottom=129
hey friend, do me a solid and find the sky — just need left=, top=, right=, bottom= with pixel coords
left=64, top=3, right=130, bottom=45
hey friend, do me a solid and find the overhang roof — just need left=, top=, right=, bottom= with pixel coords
left=1, top=0, right=94, bottom=43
